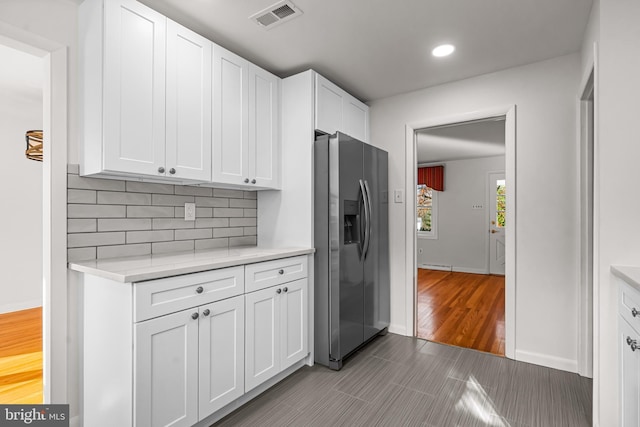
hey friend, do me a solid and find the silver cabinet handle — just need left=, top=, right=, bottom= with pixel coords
left=632, top=308, right=639, bottom=317
left=283, top=287, right=288, bottom=293
left=169, top=168, right=176, bottom=175
left=627, top=336, right=639, bottom=352
left=251, top=179, right=256, bottom=184
left=196, top=286, right=204, bottom=294
left=158, top=166, right=165, bottom=174
left=191, top=312, right=199, bottom=320
left=202, top=309, right=210, bottom=317
left=278, top=269, right=284, bottom=275
left=244, top=178, right=250, bottom=183
left=276, top=288, right=282, bottom=294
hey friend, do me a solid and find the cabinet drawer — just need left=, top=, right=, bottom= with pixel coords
left=245, top=256, right=307, bottom=293
left=134, top=266, right=244, bottom=322
left=620, top=279, right=640, bottom=334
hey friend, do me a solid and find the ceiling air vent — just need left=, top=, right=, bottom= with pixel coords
left=250, top=1, right=303, bottom=30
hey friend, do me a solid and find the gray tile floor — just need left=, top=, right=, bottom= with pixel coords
left=213, top=333, right=592, bottom=427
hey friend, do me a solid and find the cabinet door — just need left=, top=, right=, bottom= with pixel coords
left=103, top=0, right=166, bottom=177
left=245, top=286, right=281, bottom=392
left=343, top=97, right=369, bottom=143
left=249, top=65, right=280, bottom=189
left=199, top=296, right=244, bottom=419
left=620, top=317, right=640, bottom=426
left=280, top=279, right=308, bottom=370
left=315, top=74, right=343, bottom=136
left=135, top=309, right=198, bottom=427
left=166, top=20, right=212, bottom=181
left=213, top=45, right=249, bottom=185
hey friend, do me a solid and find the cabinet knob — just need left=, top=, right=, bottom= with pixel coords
left=278, top=269, right=284, bottom=275
left=196, top=286, right=204, bottom=294
left=158, top=166, right=165, bottom=174
left=627, top=336, right=639, bottom=352
left=244, top=178, right=250, bottom=183
left=632, top=307, right=639, bottom=318
left=283, top=287, right=288, bottom=293
left=276, top=288, right=282, bottom=294
left=251, top=179, right=257, bottom=184
left=202, top=309, right=210, bottom=317
left=191, top=312, right=199, bottom=320
left=169, top=168, right=176, bottom=175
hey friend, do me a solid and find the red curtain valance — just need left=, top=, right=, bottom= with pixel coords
left=418, top=166, right=444, bottom=191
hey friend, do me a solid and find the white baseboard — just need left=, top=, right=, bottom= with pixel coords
left=0, top=299, right=42, bottom=314
left=418, top=264, right=452, bottom=271
left=388, top=323, right=407, bottom=336
left=452, top=266, right=490, bottom=275
left=515, top=349, right=578, bottom=373
left=417, top=264, right=489, bottom=275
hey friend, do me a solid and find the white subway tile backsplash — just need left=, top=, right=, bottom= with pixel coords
left=67, top=166, right=258, bottom=260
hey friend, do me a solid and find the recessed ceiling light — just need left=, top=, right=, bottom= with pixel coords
left=432, top=44, right=455, bottom=58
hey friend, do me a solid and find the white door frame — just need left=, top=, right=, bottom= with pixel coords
left=488, top=171, right=506, bottom=276
left=0, top=22, right=68, bottom=403
left=405, top=105, right=517, bottom=359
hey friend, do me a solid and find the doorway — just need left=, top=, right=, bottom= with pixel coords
left=405, top=105, right=517, bottom=359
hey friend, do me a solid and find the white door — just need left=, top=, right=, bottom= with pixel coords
left=489, top=172, right=506, bottom=275
left=103, top=0, right=166, bottom=177
left=315, top=74, right=343, bottom=135
left=212, top=45, right=249, bottom=185
left=245, top=286, right=280, bottom=392
left=198, top=295, right=244, bottom=419
left=134, top=309, right=199, bottom=427
left=166, top=20, right=212, bottom=181
left=620, top=318, right=640, bottom=426
left=249, top=65, right=280, bottom=189
left=280, top=279, right=308, bottom=370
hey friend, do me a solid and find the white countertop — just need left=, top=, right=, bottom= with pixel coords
left=69, top=246, right=315, bottom=283
left=612, top=265, right=640, bottom=293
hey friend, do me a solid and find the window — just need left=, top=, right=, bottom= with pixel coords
left=417, top=184, right=437, bottom=239
left=496, top=179, right=506, bottom=228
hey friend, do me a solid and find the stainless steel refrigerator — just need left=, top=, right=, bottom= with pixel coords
left=314, top=132, right=390, bottom=370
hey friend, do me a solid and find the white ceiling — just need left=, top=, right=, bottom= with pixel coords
left=417, top=119, right=505, bottom=164
left=139, top=0, right=593, bottom=102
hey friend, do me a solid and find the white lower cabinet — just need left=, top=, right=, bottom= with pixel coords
left=619, top=275, right=640, bottom=426
left=245, top=278, right=308, bottom=392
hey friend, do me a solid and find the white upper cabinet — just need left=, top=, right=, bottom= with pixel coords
left=166, top=20, right=212, bottom=181
left=213, top=46, right=280, bottom=189
left=315, top=73, right=369, bottom=142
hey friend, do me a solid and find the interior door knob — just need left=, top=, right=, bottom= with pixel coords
left=491, top=230, right=497, bottom=234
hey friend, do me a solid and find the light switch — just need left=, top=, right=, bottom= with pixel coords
left=394, top=190, right=403, bottom=203
left=184, top=203, right=196, bottom=221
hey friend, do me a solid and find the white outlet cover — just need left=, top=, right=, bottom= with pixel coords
left=185, top=203, right=196, bottom=221
left=394, top=190, right=403, bottom=203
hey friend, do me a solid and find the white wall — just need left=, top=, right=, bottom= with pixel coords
left=0, top=45, right=43, bottom=313
left=369, top=53, right=582, bottom=370
left=418, top=156, right=504, bottom=273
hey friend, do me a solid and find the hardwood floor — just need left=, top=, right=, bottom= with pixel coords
left=0, top=307, right=43, bottom=403
left=416, top=269, right=505, bottom=356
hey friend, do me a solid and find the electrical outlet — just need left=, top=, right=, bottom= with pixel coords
left=394, top=190, right=403, bottom=203
left=184, top=203, right=196, bottom=221
left=418, top=248, right=423, bottom=254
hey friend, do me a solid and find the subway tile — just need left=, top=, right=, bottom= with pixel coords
left=229, top=198, right=257, bottom=209
left=125, top=181, right=174, bottom=194
left=244, top=227, right=257, bottom=236
left=243, top=191, right=257, bottom=200
left=213, top=227, right=244, bottom=238
left=195, top=238, right=229, bottom=250
left=67, top=247, right=96, bottom=262
left=68, top=219, right=97, bottom=233
left=213, top=188, right=244, bottom=199
left=68, top=204, right=126, bottom=218
left=175, top=185, right=213, bottom=197
left=174, top=207, right=212, bottom=218
left=213, top=208, right=244, bottom=218
left=127, top=205, right=175, bottom=218
left=175, top=228, right=213, bottom=241
left=229, top=236, right=257, bottom=247
left=97, top=244, right=151, bottom=259
left=68, top=232, right=125, bottom=248
left=68, top=189, right=96, bottom=204
left=195, top=218, right=229, bottom=228
left=152, top=240, right=194, bottom=254
left=98, top=218, right=151, bottom=232
left=67, top=164, right=80, bottom=174
left=152, top=218, right=195, bottom=230
left=194, top=197, right=229, bottom=208
left=152, top=194, right=195, bottom=206
left=230, top=218, right=257, bottom=227
left=68, top=174, right=125, bottom=191
left=97, top=191, right=151, bottom=205
left=244, top=208, right=257, bottom=218
left=127, top=230, right=174, bottom=244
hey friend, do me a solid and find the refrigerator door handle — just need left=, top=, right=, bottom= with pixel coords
left=363, top=180, right=373, bottom=258
left=359, top=179, right=371, bottom=258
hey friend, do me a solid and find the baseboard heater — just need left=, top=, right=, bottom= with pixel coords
left=419, top=264, right=452, bottom=271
